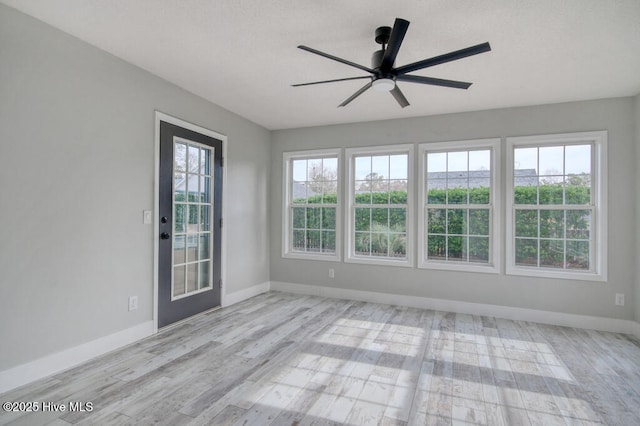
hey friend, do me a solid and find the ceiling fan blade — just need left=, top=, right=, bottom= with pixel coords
left=396, top=74, right=472, bottom=89
left=381, top=18, right=410, bottom=72
left=298, top=45, right=374, bottom=74
left=292, top=76, right=371, bottom=87
left=339, top=81, right=373, bottom=107
left=395, top=42, right=491, bottom=75
left=390, top=85, right=410, bottom=108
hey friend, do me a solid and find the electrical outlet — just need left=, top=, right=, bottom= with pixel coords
left=129, top=296, right=138, bottom=311
left=143, top=210, right=152, bottom=224
left=615, top=294, right=625, bottom=306
left=328, top=268, right=335, bottom=279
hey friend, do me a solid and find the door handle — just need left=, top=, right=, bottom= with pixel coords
left=160, top=232, right=171, bottom=240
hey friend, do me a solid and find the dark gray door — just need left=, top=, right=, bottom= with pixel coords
left=158, top=121, right=222, bottom=328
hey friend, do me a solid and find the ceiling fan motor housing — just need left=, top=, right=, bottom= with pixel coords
left=375, top=26, right=392, bottom=45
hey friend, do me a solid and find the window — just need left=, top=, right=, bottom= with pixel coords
left=345, top=145, right=413, bottom=266
left=282, top=149, right=340, bottom=261
left=506, top=131, right=607, bottom=280
left=419, top=139, right=501, bottom=273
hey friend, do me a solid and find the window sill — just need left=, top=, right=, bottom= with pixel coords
left=345, top=256, right=413, bottom=268
left=419, top=261, right=499, bottom=274
left=282, top=252, right=340, bottom=262
left=505, top=265, right=606, bottom=282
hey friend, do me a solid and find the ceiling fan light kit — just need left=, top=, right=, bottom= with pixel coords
left=293, top=18, right=491, bottom=108
left=371, top=78, right=395, bottom=92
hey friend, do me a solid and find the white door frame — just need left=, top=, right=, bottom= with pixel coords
left=153, top=111, right=228, bottom=333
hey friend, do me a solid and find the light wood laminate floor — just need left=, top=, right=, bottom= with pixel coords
left=2, top=292, right=640, bottom=425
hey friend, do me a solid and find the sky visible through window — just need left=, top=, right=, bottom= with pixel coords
left=355, top=155, right=407, bottom=180
left=427, top=150, right=490, bottom=172
left=514, top=145, right=591, bottom=175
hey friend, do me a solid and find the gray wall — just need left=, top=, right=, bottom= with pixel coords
left=0, top=5, right=270, bottom=370
left=271, top=98, right=636, bottom=321
left=636, top=94, right=640, bottom=323
left=1, top=1, right=637, bottom=375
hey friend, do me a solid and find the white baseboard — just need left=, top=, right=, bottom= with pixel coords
left=0, top=321, right=154, bottom=395
left=270, top=281, right=637, bottom=335
left=0, top=281, right=271, bottom=395
left=222, top=281, right=271, bottom=307
left=2, top=284, right=633, bottom=395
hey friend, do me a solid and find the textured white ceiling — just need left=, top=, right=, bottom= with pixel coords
left=3, top=0, right=640, bottom=130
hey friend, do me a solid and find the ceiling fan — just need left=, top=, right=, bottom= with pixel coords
left=293, top=18, right=491, bottom=108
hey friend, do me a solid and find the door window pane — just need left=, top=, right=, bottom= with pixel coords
left=186, top=263, right=197, bottom=292
left=175, top=143, right=187, bottom=172
left=173, top=265, right=186, bottom=297
left=174, top=204, right=186, bottom=233
left=172, top=140, right=215, bottom=299
left=173, top=235, right=186, bottom=265
left=198, top=261, right=211, bottom=289
left=200, top=205, right=211, bottom=231
left=199, top=148, right=210, bottom=175
left=174, top=173, right=186, bottom=201
left=199, top=235, right=210, bottom=260
left=188, top=204, right=199, bottom=231
left=187, top=235, right=198, bottom=262
left=188, top=145, right=200, bottom=173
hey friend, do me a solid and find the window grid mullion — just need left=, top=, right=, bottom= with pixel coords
left=510, top=136, right=601, bottom=276
left=348, top=147, right=412, bottom=264
left=424, top=147, right=493, bottom=266
left=563, top=202, right=567, bottom=269
left=285, top=152, right=339, bottom=259
left=537, top=209, right=541, bottom=267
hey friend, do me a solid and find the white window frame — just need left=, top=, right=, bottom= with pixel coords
left=418, top=139, right=501, bottom=274
left=282, top=148, right=342, bottom=262
left=505, top=131, right=607, bottom=281
left=345, top=144, right=414, bottom=267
